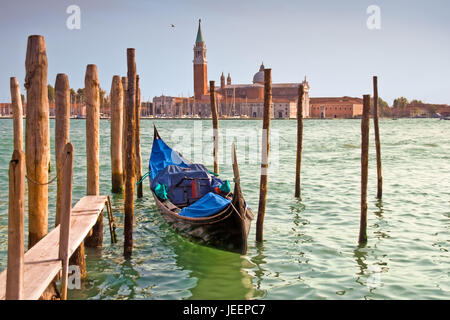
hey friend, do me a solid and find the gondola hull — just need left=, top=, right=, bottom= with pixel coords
left=151, top=191, right=253, bottom=254
left=149, top=125, right=253, bottom=254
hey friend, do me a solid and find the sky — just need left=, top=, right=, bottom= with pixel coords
left=0, top=0, right=449, bottom=105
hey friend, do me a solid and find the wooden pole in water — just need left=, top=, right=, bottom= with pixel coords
left=135, top=75, right=143, bottom=198
left=6, top=150, right=25, bottom=300
left=10, top=78, right=23, bottom=152
left=24, top=35, right=49, bottom=249
left=124, top=48, right=136, bottom=258
left=111, top=75, right=124, bottom=193
left=55, top=74, right=70, bottom=226
left=295, top=84, right=304, bottom=198
left=84, top=64, right=103, bottom=248
left=55, top=74, right=86, bottom=276
left=121, top=76, right=128, bottom=183
left=256, top=68, right=272, bottom=243
left=209, top=81, right=219, bottom=174
left=85, top=65, right=100, bottom=195
left=359, top=95, right=371, bottom=245
left=373, top=76, right=383, bottom=199
left=58, top=143, right=74, bottom=300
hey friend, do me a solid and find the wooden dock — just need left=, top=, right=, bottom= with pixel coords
left=0, top=196, right=108, bottom=300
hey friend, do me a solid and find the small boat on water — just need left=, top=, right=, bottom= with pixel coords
left=148, top=126, right=254, bottom=254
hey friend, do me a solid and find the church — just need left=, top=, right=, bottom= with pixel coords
left=151, top=20, right=363, bottom=119
left=191, top=19, right=310, bottom=118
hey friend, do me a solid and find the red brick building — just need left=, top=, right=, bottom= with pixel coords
left=0, top=103, right=11, bottom=116
left=0, top=102, right=28, bottom=116
left=310, top=97, right=363, bottom=119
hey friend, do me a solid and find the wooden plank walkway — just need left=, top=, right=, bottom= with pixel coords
left=0, top=195, right=108, bottom=300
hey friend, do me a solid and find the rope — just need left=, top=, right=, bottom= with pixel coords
left=136, top=170, right=151, bottom=185
left=106, top=196, right=118, bottom=244
left=25, top=151, right=69, bottom=186
left=208, top=170, right=219, bottom=177
left=229, top=200, right=244, bottom=220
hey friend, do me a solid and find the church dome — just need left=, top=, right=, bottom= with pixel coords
left=253, top=62, right=265, bottom=84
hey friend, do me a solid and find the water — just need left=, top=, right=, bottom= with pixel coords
left=0, top=118, right=449, bottom=300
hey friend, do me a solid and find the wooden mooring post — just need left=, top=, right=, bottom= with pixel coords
left=359, top=94, right=371, bottom=245
left=256, top=68, right=272, bottom=243
left=6, top=150, right=25, bottom=300
left=25, top=35, right=50, bottom=249
left=84, top=64, right=103, bottom=248
left=210, top=80, right=219, bottom=174
left=124, top=48, right=137, bottom=258
left=121, top=76, right=128, bottom=184
left=135, top=75, right=143, bottom=198
left=373, top=76, right=383, bottom=199
left=55, top=74, right=70, bottom=226
left=58, top=143, right=74, bottom=300
left=111, top=75, right=124, bottom=193
left=10, top=78, right=23, bottom=152
left=294, top=84, right=304, bottom=198
left=55, top=73, right=86, bottom=277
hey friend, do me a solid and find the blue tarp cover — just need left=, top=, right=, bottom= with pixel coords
left=149, top=138, right=190, bottom=180
left=179, top=192, right=231, bottom=218
left=150, top=164, right=221, bottom=191
left=150, top=164, right=222, bottom=206
left=150, top=131, right=230, bottom=217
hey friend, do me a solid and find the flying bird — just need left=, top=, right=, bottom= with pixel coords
left=170, top=24, right=175, bottom=28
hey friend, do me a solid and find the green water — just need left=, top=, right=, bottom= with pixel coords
left=0, top=118, right=449, bottom=300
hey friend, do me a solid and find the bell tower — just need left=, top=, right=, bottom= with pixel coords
left=301, top=76, right=311, bottom=118
left=220, top=72, right=225, bottom=89
left=193, top=19, right=207, bottom=99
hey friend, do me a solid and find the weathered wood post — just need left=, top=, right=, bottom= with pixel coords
left=295, top=84, right=304, bottom=198
left=84, top=64, right=103, bottom=248
left=55, top=74, right=70, bottom=226
left=210, top=81, right=219, bottom=174
left=256, top=69, right=272, bottom=243
left=10, top=78, right=23, bottom=152
left=58, top=143, right=74, bottom=300
left=111, top=75, right=124, bottom=193
left=6, top=150, right=25, bottom=300
left=373, top=76, right=383, bottom=199
left=359, top=95, right=371, bottom=245
left=55, top=73, right=86, bottom=277
left=124, top=48, right=137, bottom=258
left=135, top=75, right=143, bottom=198
left=122, top=76, right=128, bottom=182
left=24, top=35, right=50, bottom=249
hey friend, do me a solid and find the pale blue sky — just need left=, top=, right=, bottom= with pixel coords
left=0, top=0, right=449, bottom=105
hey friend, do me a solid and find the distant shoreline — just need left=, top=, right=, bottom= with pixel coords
left=0, top=116, right=424, bottom=121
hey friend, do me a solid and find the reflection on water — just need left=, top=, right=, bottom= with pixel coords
left=352, top=198, right=391, bottom=299
left=251, top=243, right=268, bottom=296
left=172, top=241, right=262, bottom=300
left=373, top=199, right=390, bottom=241
left=353, top=245, right=368, bottom=286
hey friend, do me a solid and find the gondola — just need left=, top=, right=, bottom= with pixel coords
left=149, top=126, right=254, bottom=254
